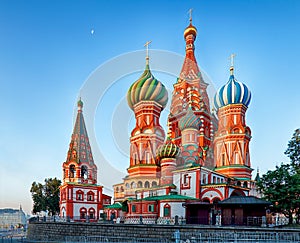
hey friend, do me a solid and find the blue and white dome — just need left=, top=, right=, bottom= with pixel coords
left=214, top=69, right=251, bottom=110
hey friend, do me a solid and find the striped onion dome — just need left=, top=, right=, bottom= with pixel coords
left=179, top=107, right=201, bottom=131
left=127, top=64, right=168, bottom=110
left=157, top=139, right=179, bottom=159
left=214, top=67, right=251, bottom=110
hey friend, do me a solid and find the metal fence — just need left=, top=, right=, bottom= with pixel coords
left=30, top=215, right=289, bottom=227
left=21, top=231, right=300, bottom=243
left=178, top=231, right=300, bottom=243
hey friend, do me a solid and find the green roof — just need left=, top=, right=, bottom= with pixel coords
left=143, top=194, right=198, bottom=201
left=218, top=196, right=271, bottom=205
left=104, top=202, right=122, bottom=209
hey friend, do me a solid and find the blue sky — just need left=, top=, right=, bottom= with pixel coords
left=0, top=0, right=300, bottom=214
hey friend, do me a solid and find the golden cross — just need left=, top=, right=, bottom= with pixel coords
left=144, top=40, right=152, bottom=59
left=229, top=53, right=236, bottom=67
left=188, top=8, right=193, bottom=23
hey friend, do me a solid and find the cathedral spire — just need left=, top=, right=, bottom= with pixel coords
left=63, top=98, right=97, bottom=184
left=180, top=10, right=200, bottom=80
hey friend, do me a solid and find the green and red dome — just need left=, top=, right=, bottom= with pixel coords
left=127, top=64, right=168, bottom=110
left=157, top=139, right=179, bottom=159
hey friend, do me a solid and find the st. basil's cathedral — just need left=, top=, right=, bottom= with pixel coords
left=59, top=16, right=261, bottom=224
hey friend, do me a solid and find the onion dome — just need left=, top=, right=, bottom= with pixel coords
left=127, top=63, right=168, bottom=110
left=157, top=138, right=179, bottom=159
left=179, top=107, right=201, bottom=131
left=77, top=98, right=83, bottom=108
left=214, top=66, right=251, bottom=110
left=184, top=23, right=197, bottom=39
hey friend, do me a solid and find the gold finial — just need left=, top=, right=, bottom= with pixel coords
left=188, top=8, right=193, bottom=24
left=229, top=53, right=236, bottom=75
left=144, top=40, right=152, bottom=65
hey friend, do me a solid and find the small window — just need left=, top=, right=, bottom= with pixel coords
left=137, top=181, right=143, bottom=188
left=148, top=204, right=154, bottom=212
left=132, top=205, right=136, bottom=213
left=131, top=182, right=136, bottom=189
left=77, top=191, right=84, bottom=201
left=87, top=191, right=94, bottom=201
left=163, top=204, right=170, bottom=217
left=145, top=181, right=150, bottom=188
left=80, top=208, right=87, bottom=219
left=89, top=208, right=95, bottom=219
left=69, top=165, right=76, bottom=178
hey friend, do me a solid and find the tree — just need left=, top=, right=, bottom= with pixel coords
left=257, top=163, right=300, bottom=224
left=30, top=177, right=61, bottom=215
left=285, top=129, right=300, bottom=168
left=30, top=182, right=46, bottom=214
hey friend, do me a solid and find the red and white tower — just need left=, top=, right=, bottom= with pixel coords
left=60, top=99, right=109, bottom=221
left=124, top=44, right=168, bottom=198
left=168, top=17, right=214, bottom=168
left=214, top=59, right=252, bottom=179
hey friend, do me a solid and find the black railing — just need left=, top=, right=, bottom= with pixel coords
left=29, top=215, right=290, bottom=227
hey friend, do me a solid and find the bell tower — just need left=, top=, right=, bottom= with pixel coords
left=60, top=99, right=110, bottom=221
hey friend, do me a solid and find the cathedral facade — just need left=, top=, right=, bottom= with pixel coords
left=108, top=18, right=258, bottom=222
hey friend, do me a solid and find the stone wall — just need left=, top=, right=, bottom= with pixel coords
left=27, top=222, right=300, bottom=242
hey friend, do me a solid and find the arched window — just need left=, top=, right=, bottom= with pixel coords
left=120, top=186, right=124, bottom=192
left=115, top=187, right=119, bottom=193
left=72, top=150, right=77, bottom=158
left=144, top=181, right=150, bottom=188
left=237, top=181, right=241, bottom=187
left=87, top=191, right=94, bottom=201
left=131, top=182, right=136, bottom=189
left=243, top=182, right=248, bottom=188
left=76, top=190, right=84, bottom=201
left=125, top=183, right=130, bottom=189
left=137, top=181, right=143, bottom=188
left=81, top=165, right=88, bottom=179
left=163, top=204, right=171, bottom=217
left=69, top=165, right=76, bottom=178
left=80, top=207, right=87, bottom=219
left=88, top=208, right=95, bottom=219
left=151, top=181, right=157, bottom=187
